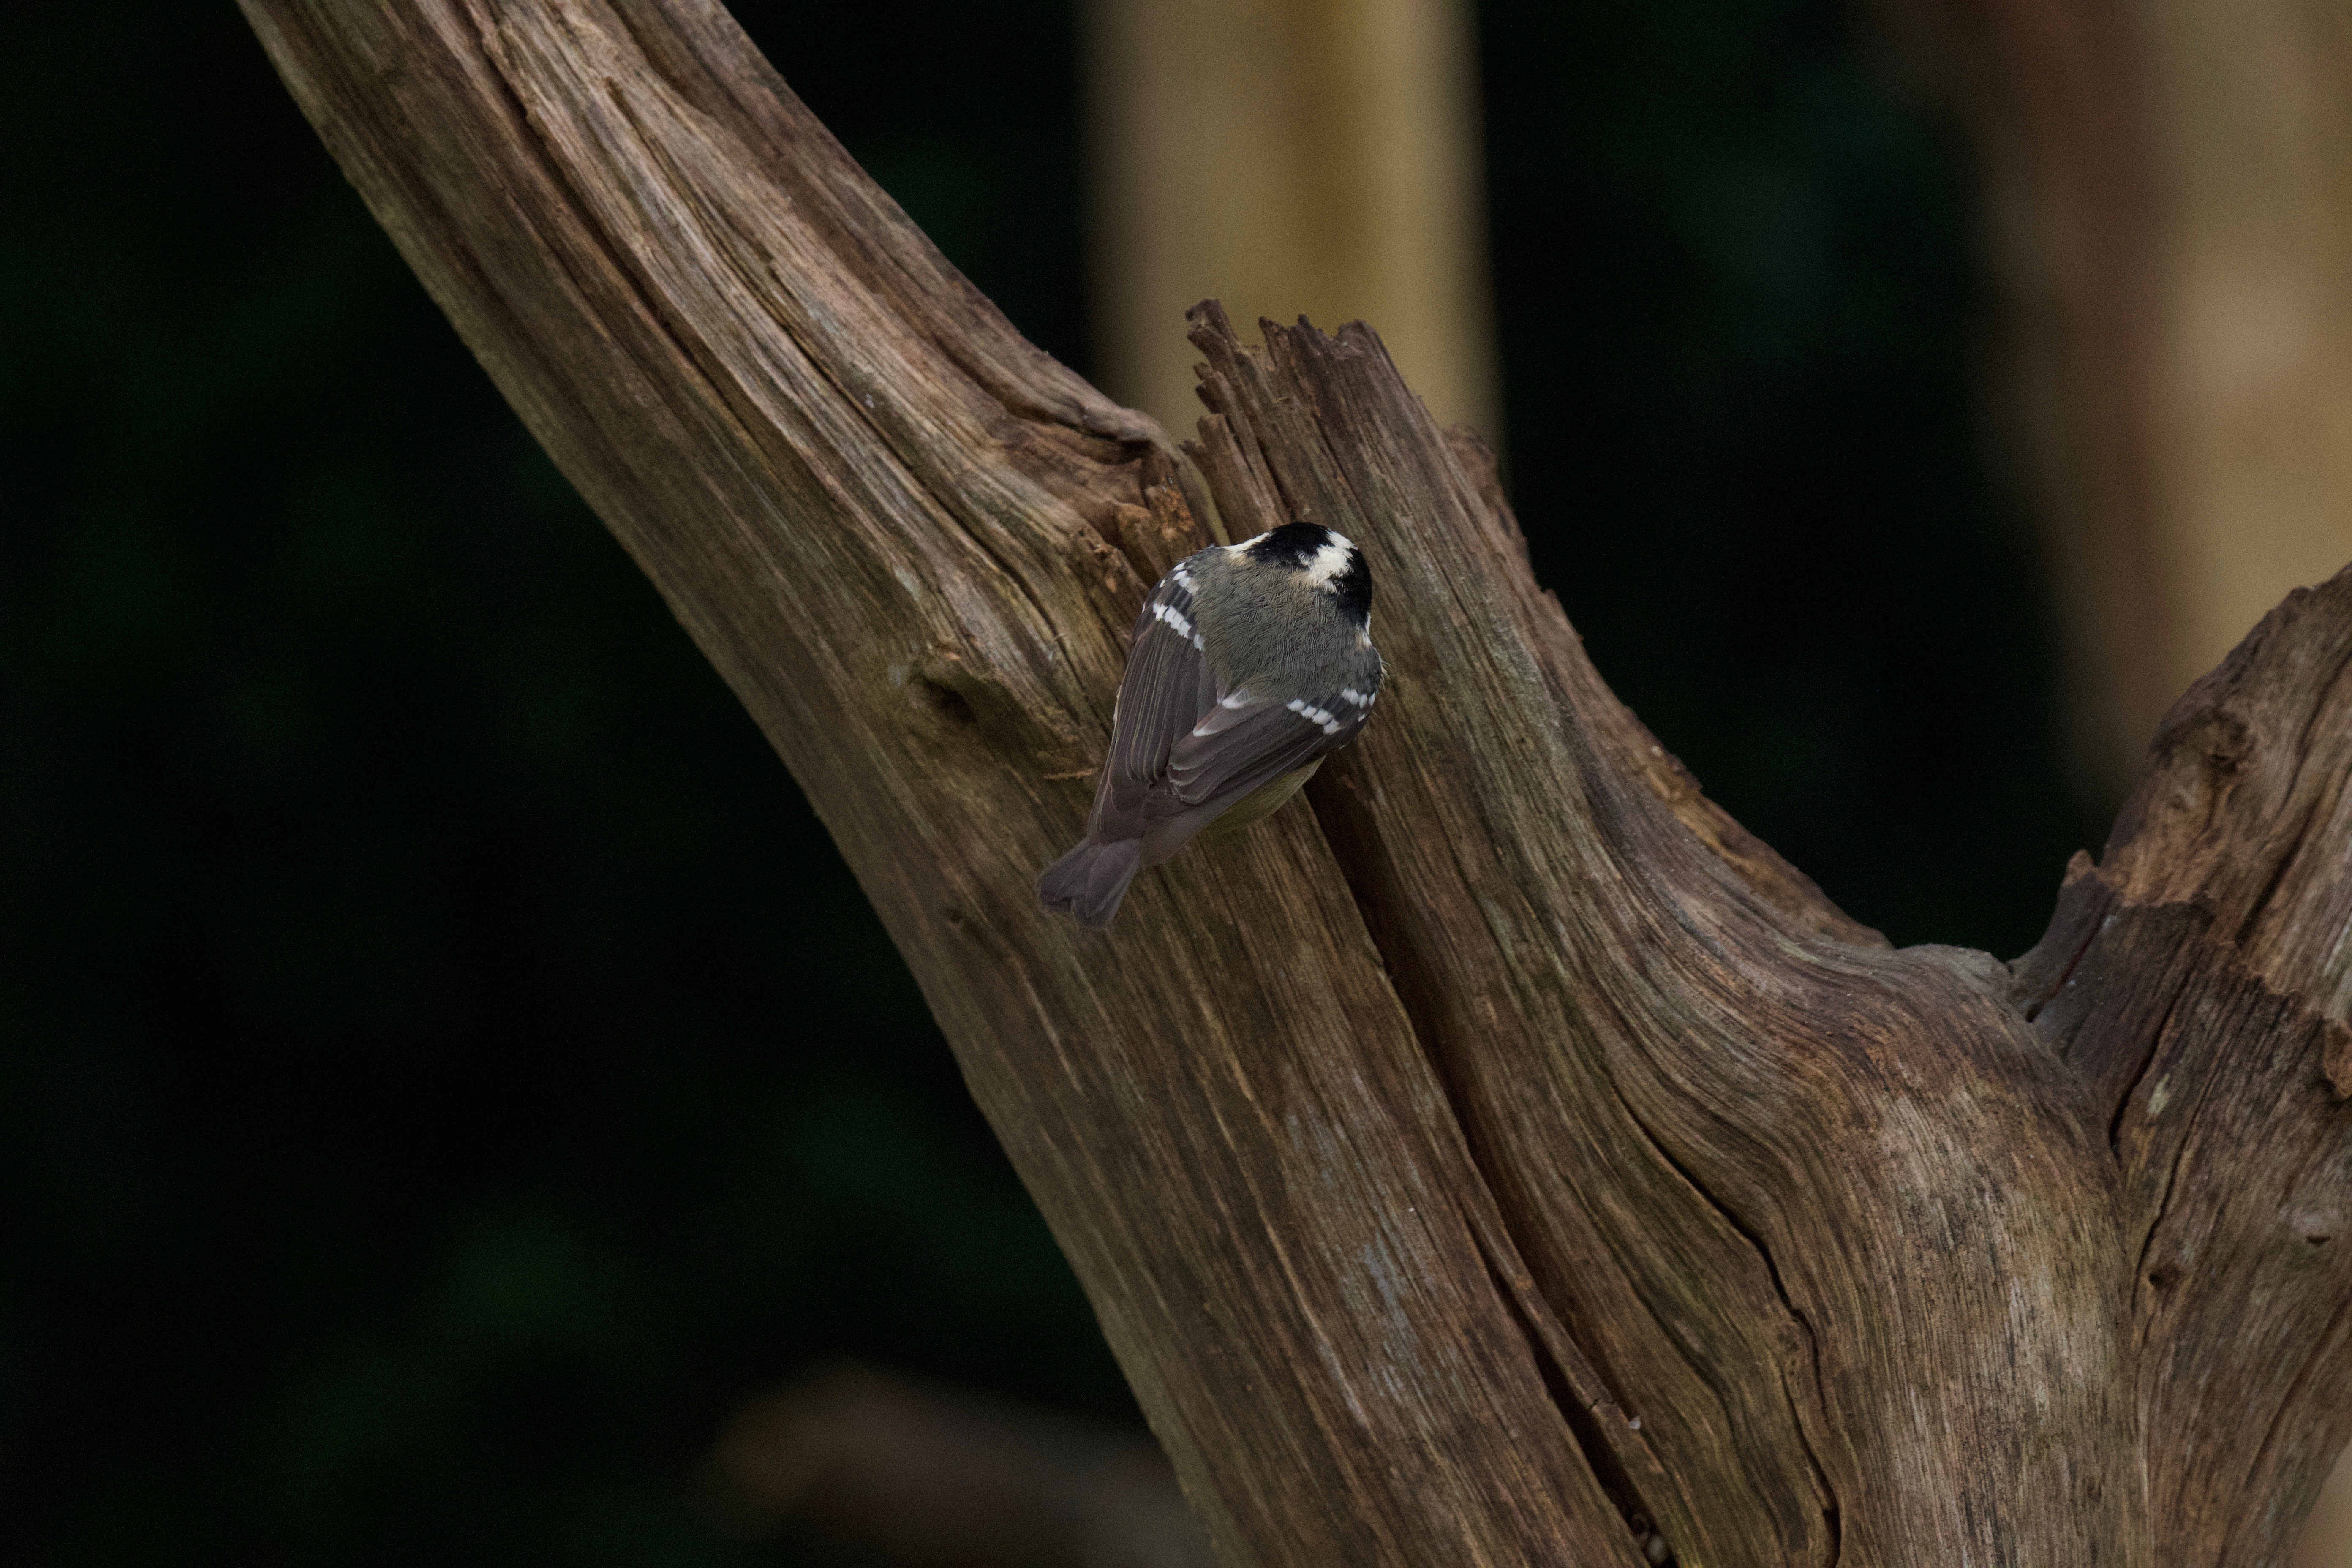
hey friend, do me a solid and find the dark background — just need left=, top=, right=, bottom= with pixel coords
left=1, top=2, right=2098, bottom=1563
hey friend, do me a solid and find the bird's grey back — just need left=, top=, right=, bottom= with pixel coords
left=1184, top=545, right=1380, bottom=697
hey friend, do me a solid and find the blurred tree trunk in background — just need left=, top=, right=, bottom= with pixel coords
left=1867, top=0, right=2352, bottom=805
left=1082, top=0, right=1498, bottom=444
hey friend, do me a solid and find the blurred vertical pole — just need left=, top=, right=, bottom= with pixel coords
left=1082, top=0, right=1500, bottom=456
left=1867, top=0, right=2352, bottom=803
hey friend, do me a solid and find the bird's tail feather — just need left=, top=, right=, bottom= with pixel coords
left=1037, top=838, right=1143, bottom=930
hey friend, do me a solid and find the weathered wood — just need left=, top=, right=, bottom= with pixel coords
left=1187, top=305, right=2137, bottom=1567
left=240, top=3, right=2352, bottom=1563
left=2011, top=571, right=2352, bottom=1566
left=235, top=4, right=1636, bottom=1561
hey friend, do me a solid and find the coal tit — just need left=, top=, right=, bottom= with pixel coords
left=1038, top=522, right=1383, bottom=928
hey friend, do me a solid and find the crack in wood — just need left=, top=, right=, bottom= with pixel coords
left=1598, top=1063, right=1843, bottom=1566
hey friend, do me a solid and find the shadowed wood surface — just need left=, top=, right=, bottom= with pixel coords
left=242, top=3, right=2352, bottom=1563
left=1187, top=305, right=2134, bottom=1567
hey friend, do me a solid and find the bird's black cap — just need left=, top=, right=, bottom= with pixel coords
left=1245, top=523, right=1372, bottom=626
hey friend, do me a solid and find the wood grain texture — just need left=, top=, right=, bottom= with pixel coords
left=239, top=3, right=2352, bottom=1563
left=2013, top=566, right=2352, bottom=1566
left=235, top=3, right=1634, bottom=1562
left=1189, top=308, right=2135, bottom=1568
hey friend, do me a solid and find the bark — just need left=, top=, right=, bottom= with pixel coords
left=240, top=3, right=2352, bottom=1563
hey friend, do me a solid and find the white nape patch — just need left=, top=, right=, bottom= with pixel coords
left=1304, top=532, right=1356, bottom=589
left=1225, top=532, right=1269, bottom=557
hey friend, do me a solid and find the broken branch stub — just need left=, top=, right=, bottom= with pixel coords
left=2012, top=564, right=2352, bottom=1566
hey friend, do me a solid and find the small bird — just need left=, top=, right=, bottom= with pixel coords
left=1038, top=522, right=1383, bottom=928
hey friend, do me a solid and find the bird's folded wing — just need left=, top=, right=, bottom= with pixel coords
left=1105, top=572, right=1218, bottom=788
left=1166, top=686, right=1373, bottom=808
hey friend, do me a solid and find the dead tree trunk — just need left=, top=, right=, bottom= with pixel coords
left=240, top=3, right=2352, bottom=1563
